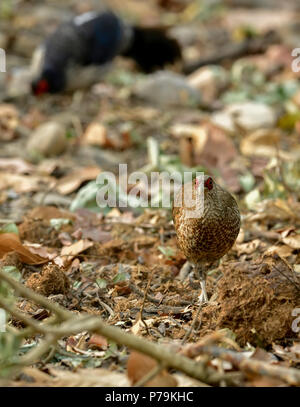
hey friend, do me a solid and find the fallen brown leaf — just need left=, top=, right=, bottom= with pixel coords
left=60, top=239, right=94, bottom=266
left=88, top=334, right=108, bottom=350
left=0, top=233, right=47, bottom=264
left=56, top=166, right=101, bottom=195
left=0, top=158, right=34, bottom=174
left=127, top=351, right=178, bottom=387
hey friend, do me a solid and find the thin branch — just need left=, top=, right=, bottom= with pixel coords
left=182, top=303, right=203, bottom=344
left=0, top=268, right=69, bottom=320
left=193, top=345, right=300, bottom=386
left=134, top=363, right=165, bottom=387
left=0, top=297, right=45, bottom=333
left=0, top=269, right=235, bottom=384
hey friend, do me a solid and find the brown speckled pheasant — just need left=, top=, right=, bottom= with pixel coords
left=173, top=175, right=241, bottom=303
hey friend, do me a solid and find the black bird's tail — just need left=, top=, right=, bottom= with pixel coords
left=122, top=26, right=181, bottom=72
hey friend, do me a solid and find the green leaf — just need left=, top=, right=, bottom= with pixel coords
left=70, top=181, right=100, bottom=212
left=73, top=280, right=82, bottom=290
left=0, top=266, right=21, bottom=301
left=0, top=332, right=22, bottom=378
left=112, top=265, right=130, bottom=284
left=0, top=223, right=19, bottom=235
left=158, top=246, right=175, bottom=258
left=112, top=272, right=130, bottom=284
left=239, top=173, right=255, bottom=193
left=2, top=266, right=21, bottom=281
left=244, top=189, right=261, bottom=210
left=278, top=111, right=300, bottom=131
left=50, top=218, right=72, bottom=231
left=96, top=278, right=107, bottom=289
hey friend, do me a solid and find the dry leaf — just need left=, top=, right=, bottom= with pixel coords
left=12, top=367, right=129, bottom=387
left=82, top=123, right=108, bottom=147
left=0, top=104, right=19, bottom=140
left=0, top=233, right=47, bottom=264
left=56, top=166, right=101, bottom=195
left=60, top=239, right=93, bottom=265
left=240, top=129, right=290, bottom=158
left=127, top=351, right=178, bottom=387
left=25, top=206, right=75, bottom=222
left=234, top=239, right=261, bottom=255
left=171, top=122, right=239, bottom=190
left=265, top=245, right=293, bottom=258
left=88, top=334, right=108, bottom=350
left=0, top=173, right=53, bottom=193
left=282, top=234, right=300, bottom=249
left=0, top=158, right=34, bottom=174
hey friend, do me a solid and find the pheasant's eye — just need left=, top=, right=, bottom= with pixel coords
left=204, top=177, right=213, bottom=190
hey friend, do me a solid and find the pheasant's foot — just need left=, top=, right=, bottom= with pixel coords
left=196, top=270, right=208, bottom=304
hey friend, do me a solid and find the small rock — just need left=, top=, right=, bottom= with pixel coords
left=212, top=102, right=277, bottom=132
left=27, top=121, right=68, bottom=157
left=188, top=65, right=229, bottom=104
left=169, top=25, right=204, bottom=47
left=82, top=122, right=108, bottom=146
left=5, top=68, right=32, bottom=99
left=133, top=71, right=202, bottom=107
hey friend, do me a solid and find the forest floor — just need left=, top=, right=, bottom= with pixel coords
left=0, top=0, right=300, bottom=387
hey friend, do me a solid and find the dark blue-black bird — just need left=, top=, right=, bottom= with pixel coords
left=31, top=10, right=181, bottom=95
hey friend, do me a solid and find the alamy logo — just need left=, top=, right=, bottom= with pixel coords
left=95, top=165, right=205, bottom=219
left=0, top=48, right=6, bottom=72
left=0, top=309, right=6, bottom=332
left=291, top=48, right=300, bottom=73
left=292, top=308, right=300, bottom=333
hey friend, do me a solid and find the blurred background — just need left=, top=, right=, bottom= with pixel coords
left=0, top=0, right=300, bottom=216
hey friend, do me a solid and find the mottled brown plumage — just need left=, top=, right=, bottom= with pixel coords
left=173, top=175, right=240, bottom=302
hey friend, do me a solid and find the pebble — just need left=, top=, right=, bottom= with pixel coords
left=133, top=71, right=202, bottom=107
left=212, top=101, right=277, bottom=132
left=27, top=121, right=68, bottom=157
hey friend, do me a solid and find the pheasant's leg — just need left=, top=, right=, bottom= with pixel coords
left=179, top=261, right=193, bottom=281
left=182, top=263, right=207, bottom=344
left=199, top=278, right=208, bottom=303
left=195, top=264, right=208, bottom=304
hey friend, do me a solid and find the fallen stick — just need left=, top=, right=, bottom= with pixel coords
left=183, top=30, right=279, bottom=74
left=0, top=268, right=238, bottom=385
left=188, top=345, right=300, bottom=386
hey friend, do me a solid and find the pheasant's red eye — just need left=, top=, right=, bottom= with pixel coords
left=204, top=177, right=213, bottom=190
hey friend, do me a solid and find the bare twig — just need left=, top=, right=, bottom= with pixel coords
left=139, top=268, right=154, bottom=334
left=0, top=268, right=69, bottom=321
left=129, top=282, right=191, bottom=306
left=193, top=345, right=300, bottom=386
left=134, top=363, right=165, bottom=387
left=182, top=302, right=203, bottom=345
left=0, top=269, right=235, bottom=385
left=183, top=30, right=279, bottom=74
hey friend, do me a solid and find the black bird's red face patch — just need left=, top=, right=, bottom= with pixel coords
left=204, top=177, right=213, bottom=191
left=33, top=79, right=49, bottom=96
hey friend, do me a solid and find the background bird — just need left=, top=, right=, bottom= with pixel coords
left=172, top=175, right=241, bottom=303
left=31, top=10, right=182, bottom=95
